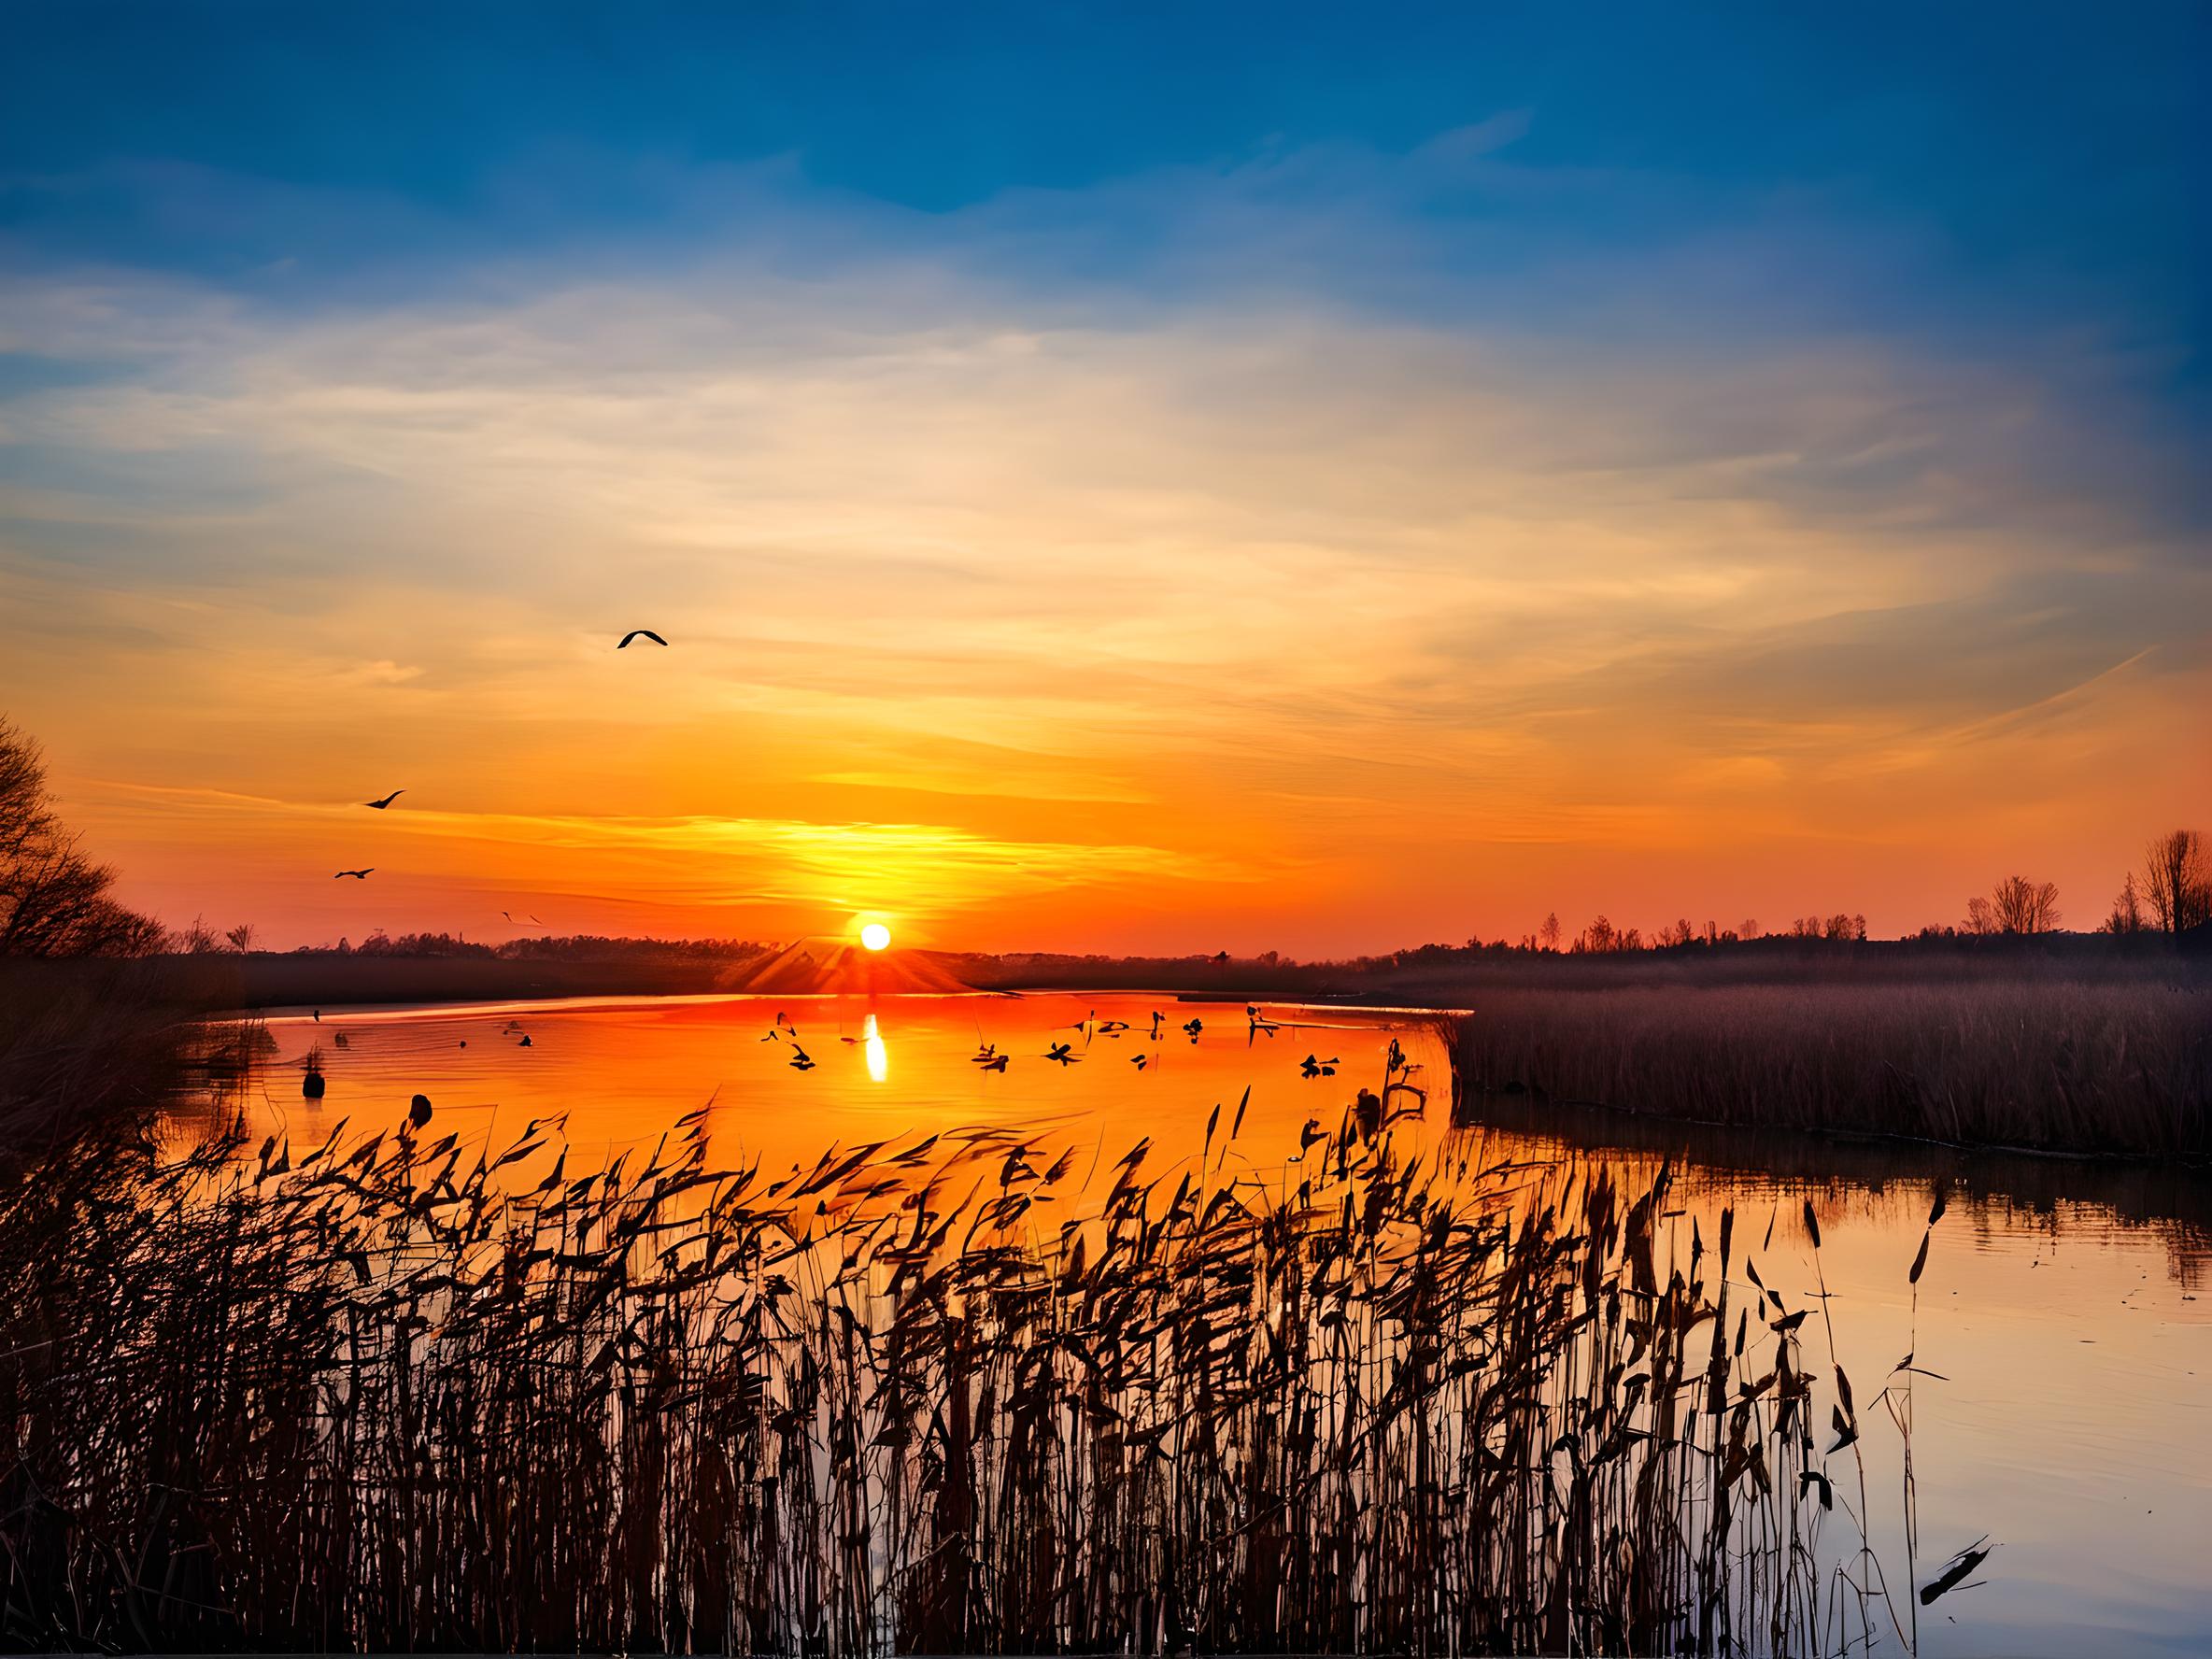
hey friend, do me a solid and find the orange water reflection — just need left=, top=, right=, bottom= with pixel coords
left=193, top=991, right=2211, bottom=1658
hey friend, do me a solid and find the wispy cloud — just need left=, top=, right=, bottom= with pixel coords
left=4, top=129, right=2205, bottom=946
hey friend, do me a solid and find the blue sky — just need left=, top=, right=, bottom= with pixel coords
left=1, top=4, right=2206, bottom=948
left=5, top=3, right=2202, bottom=340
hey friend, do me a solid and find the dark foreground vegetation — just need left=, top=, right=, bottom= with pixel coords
left=0, top=1091, right=1956, bottom=1655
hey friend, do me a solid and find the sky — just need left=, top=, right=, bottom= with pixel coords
left=2, top=2, right=2206, bottom=954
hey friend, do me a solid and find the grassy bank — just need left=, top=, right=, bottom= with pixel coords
left=1447, top=979, right=2211, bottom=1157
left=0, top=1102, right=1939, bottom=1654
left=0, top=960, right=207, bottom=1155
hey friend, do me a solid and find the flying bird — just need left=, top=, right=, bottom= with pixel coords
left=617, top=630, right=668, bottom=649
left=789, top=1045, right=816, bottom=1071
left=1044, top=1042, right=1081, bottom=1066
left=333, top=869, right=374, bottom=879
left=977, top=1054, right=1008, bottom=1072
left=362, top=789, right=404, bottom=810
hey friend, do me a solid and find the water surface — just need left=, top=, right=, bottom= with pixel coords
left=199, top=990, right=2211, bottom=1658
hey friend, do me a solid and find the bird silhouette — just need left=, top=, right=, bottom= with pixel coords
left=789, top=1045, right=816, bottom=1071
left=617, top=630, right=668, bottom=649
left=408, top=1093, right=433, bottom=1127
left=333, top=869, right=374, bottom=879
left=1131, top=1054, right=1150, bottom=1071
left=1182, top=1016, right=1203, bottom=1041
left=1044, top=1042, right=1081, bottom=1066
left=518, top=1034, right=532, bottom=1047
left=978, top=1054, right=1009, bottom=1072
left=362, top=789, right=404, bottom=810
left=1299, top=1054, right=1340, bottom=1079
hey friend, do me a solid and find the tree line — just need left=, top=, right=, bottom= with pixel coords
left=6, top=714, right=2209, bottom=963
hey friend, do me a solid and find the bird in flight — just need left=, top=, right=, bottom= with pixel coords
left=1044, top=1042, right=1081, bottom=1066
left=333, top=868, right=374, bottom=879
left=976, top=1053, right=1008, bottom=1072
left=617, top=630, right=668, bottom=649
left=362, top=789, right=405, bottom=810
left=788, top=1045, right=816, bottom=1071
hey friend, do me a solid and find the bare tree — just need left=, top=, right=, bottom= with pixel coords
left=0, top=716, right=165, bottom=957
left=1538, top=912, right=1561, bottom=952
left=2104, top=872, right=2148, bottom=934
left=225, top=921, right=258, bottom=954
left=1971, top=874, right=2061, bottom=935
left=2141, top=830, right=2211, bottom=934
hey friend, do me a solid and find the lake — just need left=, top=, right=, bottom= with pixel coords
left=199, top=989, right=2211, bottom=1659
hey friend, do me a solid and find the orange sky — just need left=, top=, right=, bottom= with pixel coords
left=4, top=285, right=2205, bottom=953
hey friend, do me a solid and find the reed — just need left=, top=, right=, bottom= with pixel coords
left=1, top=1093, right=1943, bottom=1654
left=1448, top=981, right=2211, bottom=1156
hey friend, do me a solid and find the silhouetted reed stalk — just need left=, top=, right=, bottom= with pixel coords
left=1, top=1086, right=1946, bottom=1654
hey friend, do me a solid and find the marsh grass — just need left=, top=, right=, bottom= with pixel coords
left=1448, top=982, right=2211, bottom=1156
left=1, top=1091, right=1946, bottom=1654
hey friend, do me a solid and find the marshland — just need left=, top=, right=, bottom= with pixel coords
left=1, top=987, right=2205, bottom=1654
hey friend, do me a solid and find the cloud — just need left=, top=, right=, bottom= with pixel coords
left=3, top=131, right=2205, bottom=946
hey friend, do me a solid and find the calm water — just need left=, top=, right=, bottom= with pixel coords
left=201, top=990, right=2211, bottom=1658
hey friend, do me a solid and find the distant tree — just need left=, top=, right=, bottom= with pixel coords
left=1574, top=915, right=1618, bottom=954
left=0, top=716, right=165, bottom=957
left=1539, top=912, right=1561, bottom=952
left=2104, top=872, right=2148, bottom=935
left=2141, top=830, right=2212, bottom=934
left=225, top=921, right=257, bottom=954
left=1658, top=917, right=1695, bottom=948
left=1739, top=918, right=1761, bottom=941
left=1969, top=875, right=2061, bottom=935
left=171, top=914, right=221, bottom=954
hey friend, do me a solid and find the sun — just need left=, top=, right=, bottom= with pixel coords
left=859, top=922, right=892, bottom=952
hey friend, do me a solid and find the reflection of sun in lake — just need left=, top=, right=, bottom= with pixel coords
left=860, top=922, right=891, bottom=951
left=862, top=1013, right=886, bottom=1083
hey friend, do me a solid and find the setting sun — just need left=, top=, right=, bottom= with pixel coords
left=859, top=922, right=891, bottom=952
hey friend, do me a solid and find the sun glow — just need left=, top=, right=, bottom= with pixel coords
left=860, top=922, right=892, bottom=952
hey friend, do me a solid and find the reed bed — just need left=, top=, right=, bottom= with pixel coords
left=1, top=1090, right=1946, bottom=1654
left=1449, top=981, right=2211, bottom=1156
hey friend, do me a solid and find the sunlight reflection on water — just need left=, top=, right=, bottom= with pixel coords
left=185, top=989, right=2212, bottom=1658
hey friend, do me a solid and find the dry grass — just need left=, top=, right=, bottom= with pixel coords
left=0, top=963, right=205, bottom=1161
left=0, top=1090, right=1947, bottom=1654
left=1448, top=981, right=2211, bottom=1156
